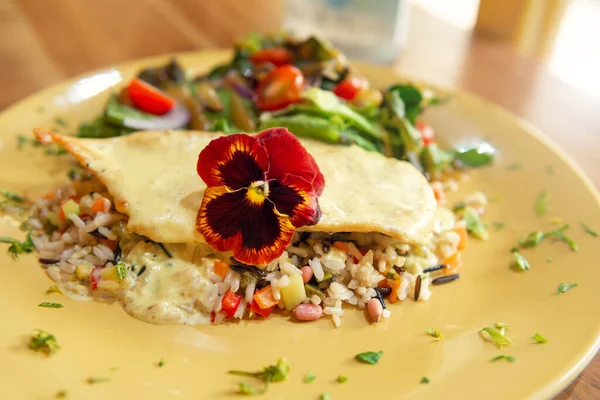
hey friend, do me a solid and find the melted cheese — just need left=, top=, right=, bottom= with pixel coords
left=34, top=129, right=436, bottom=245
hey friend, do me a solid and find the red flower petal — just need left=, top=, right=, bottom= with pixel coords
left=269, top=174, right=321, bottom=227
left=196, top=186, right=296, bottom=265
left=197, top=134, right=268, bottom=190
left=256, top=128, right=325, bottom=195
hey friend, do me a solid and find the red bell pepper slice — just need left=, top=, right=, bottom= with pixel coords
left=249, top=300, right=275, bottom=318
left=221, top=290, right=242, bottom=318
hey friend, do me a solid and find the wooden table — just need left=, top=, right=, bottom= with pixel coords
left=2, top=0, right=599, bottom=397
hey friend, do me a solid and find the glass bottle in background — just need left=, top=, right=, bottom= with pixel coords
left=283, top=0, right=411, bottom=64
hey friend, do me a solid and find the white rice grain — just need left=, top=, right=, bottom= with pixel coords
left=286, top=246, right=308, bottom=258
left=309, top=258, right=324, bottom=281
left=98, top=226, right=117, bottom=240
left=245, top=280, right=256, bottom=304
left=280, top=262, right=301, bottom=276
left=69, top=213, right=85, bottom=229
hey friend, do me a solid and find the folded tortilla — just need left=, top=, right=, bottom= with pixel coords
left=34, top=130, right=436, bottom=245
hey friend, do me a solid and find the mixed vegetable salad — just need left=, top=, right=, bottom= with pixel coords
left=76, top=32, right=492, bottom=180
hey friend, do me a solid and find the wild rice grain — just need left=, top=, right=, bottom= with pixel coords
left=431, top=274, right=460, bottom=285
left=414, top=275, right=422, bottom=301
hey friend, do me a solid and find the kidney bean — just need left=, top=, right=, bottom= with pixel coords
left=368, top=298, right=383, bottom=322
left=300, top=266, right=313, bottom=284
left=294, top=303, right=323, bottom=321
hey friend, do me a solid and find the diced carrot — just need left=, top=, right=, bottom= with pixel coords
left=432, top=185, right=445, bottom=203
left=42, top=192, right=55, bottom=200
left=253, top=285, right=279, bottom=309
left=57, top=203, right=66, bottom=222
left=333, top=241, right=349, bottom=252
left=454, top=225, right=468, bottom=251
left=389, top=279, right=401, bottom=303
left=213, top=260, right=229, bottom=279
left=90, top=197, right=106, bottom=213
left=443, top=252, right=463, bottom=275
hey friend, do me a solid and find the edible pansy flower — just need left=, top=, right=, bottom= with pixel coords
left=196, top=128, right=325, bottom=265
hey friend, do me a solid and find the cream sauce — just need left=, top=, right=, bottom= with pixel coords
left=35, top=130, right=437, bottom=245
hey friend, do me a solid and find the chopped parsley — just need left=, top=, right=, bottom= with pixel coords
left=550, top=217, right=564, bottom=224
left=491, top=222, right=505, bottom=231
left=17, top=135, right=28, bottom=150
left=304, top=371, right=315, bottom=383
left=0, top=190, right=24, bottom=202
left=506, top=163, right=522, bottom=170
left=54, top=117, right=68, bottom=127
left=556, top=283, right=578, bottom=294
left=355, top=351, right=383, bottom=365
left=420, top=377, right=429, bottom=384
left=479, top=327, right=512, bottom=348
left=55, top=390, right=67, bottom=398
left=116, top=263, right=127, bottom=280
left=532, top=333, right=548, bottom=343
left=39, top=302, right=63, bottom=308
left=452, top=202, right=466, bottom=212
left=427, top=328, right=444, bottom=340
left=158, top=358, right=165, bottom=367
left=491, top=355, right=516, bottom=362
left=46, top=285, right=61, bottom=294
left=510, top=250, right=530, bottom=271
left=0, top=232, right=35, bottom=258
left=228, top=358, right=290, bottom=394
left=547, top=257, right=553, bottom=263
left=337, top=375, right=348, bottom=383
left=320, top=393, right=331, bottom=400
left=494, top=322, right=508, bottom=335
left=535, top=191, right=549, bottom=216
left=44, top=145, right=68, bottom=156
left=464, top=207, right=489, bottom=240
left=29, top=329, right=59, bottom=355
left=86, top=377, right=109, bottom=384
left=238, top=382, right=256, bottom=394
left=519, top=225, right=578, bottom=251
left=581, top=222, right=598, bottom=237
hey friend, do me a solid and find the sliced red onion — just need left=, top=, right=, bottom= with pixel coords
left=122, top=101, right=190, bottom=130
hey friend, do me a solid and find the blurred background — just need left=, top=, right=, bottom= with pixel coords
left=0, top=0, right=598, bottom=397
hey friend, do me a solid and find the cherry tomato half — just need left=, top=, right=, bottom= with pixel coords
left=250, top=47, right=293, bottom=67
left=256, top=65, right=305, bottom=111
left=127, top=78, right=175, bottom=115
left=333, top=77, right=367, bottom=101
left=416, top=120, right=435, bottom=146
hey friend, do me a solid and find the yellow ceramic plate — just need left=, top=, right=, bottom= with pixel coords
left=1, top=51, right=599, bottom=400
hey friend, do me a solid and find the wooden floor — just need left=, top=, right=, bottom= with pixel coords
left=1, top=1, right=599, bottom=397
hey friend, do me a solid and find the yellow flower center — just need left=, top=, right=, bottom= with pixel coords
left=247, top=180, right=269, bottom=204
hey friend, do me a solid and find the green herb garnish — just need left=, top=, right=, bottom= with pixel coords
left=535, top=191, right=549, bottom=216
left=29, top=329, right=59, bottom=355
left=420, top=377, right=429, bottom=384
left=54, top=117, right=68, bottom=127
left=17, top=135, right=28, bottom=150
left=238, top=382, right=256, bottom=394
left=547, top=257, right=553, bottom=263
left=452, top=202, right=466, bottom=212
left=116, top=263, right=127, bottom=280
left=86, top=377, right=109, bottom=384
left=454, top=147, right=494, bottom=167
left=510, top=251, right=530, bottom=271
left=304, top=371, right=315, bottom=383
left=228, top=358, right=290, bottom=394
left=491, top=222, right=505, bottom=231
left=320, top=393, right=331, bottom=400
left=464, top=207, right=489, bottom=240
left=427, top=328, right=444, bottom=340
left=532, top=333, right=548, bottom=343
left=1, top=190, right=24, bottom=203
left=0, top=232, right=35, bottom=258
left=39, top=302, right=63, bottom=308
left=519, top=225, right=578, bottom=251
left=46, top=285, right=61, bottom=294
left=491, top=355, right=516, bottom=362
left=506, top=163, right=522, bottom=170
left=158, top=358, right=165, bottom=367
left=355, top=351, right=383, bottom=365
left=494, top=322, right=508, bottom=335
left=556, top=283, right=578, bottom=294
left=337, top=375, right=348, bottom=383
left=479, top=327, right=512, bottom=348
left=55, top=390, right=67, bottom=398
left=581, top=222, right=598, bottom=237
